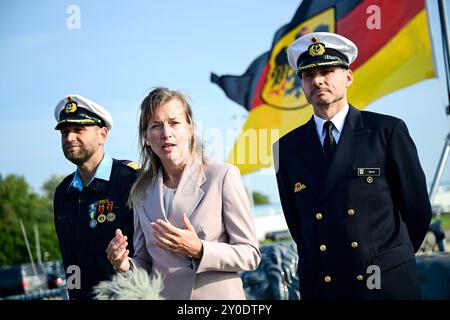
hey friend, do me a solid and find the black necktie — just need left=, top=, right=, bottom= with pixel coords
left=323, top=121, right=337, bottom=160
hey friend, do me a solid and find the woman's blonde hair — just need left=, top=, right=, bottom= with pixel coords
left=129, top=87, right=205, bottom=204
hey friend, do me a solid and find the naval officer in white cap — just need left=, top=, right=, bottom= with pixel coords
left=274, top=32, right=431, bottom=299
left=53, top=94, right=139, bottom=299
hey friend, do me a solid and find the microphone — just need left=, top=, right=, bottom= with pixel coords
left=92, top=267, right=164, bottom=300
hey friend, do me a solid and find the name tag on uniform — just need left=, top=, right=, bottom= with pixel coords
left=357, top=168, right=380, bottom=176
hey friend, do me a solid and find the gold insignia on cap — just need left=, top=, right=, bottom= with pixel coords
left=309, top=43, right=325, bottom=57
left=294, top=182, right=306, bottom=193
left=311, top=36, right=318, bottom=43
left=64, top=99, right=78, bottom=114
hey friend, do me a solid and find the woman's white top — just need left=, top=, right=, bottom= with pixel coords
left=162, top=184, right=176, bottom=218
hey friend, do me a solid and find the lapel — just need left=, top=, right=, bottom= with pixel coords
left=319, top=105, right=370, bottom=201
left=169, top=157, right=206, bottom=228
left=143, top=169, right=166, bottom=222
left=295, top=116, right=327, bottom=178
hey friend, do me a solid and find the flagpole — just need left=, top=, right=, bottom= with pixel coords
left=429, top=0, right=450, bottom=205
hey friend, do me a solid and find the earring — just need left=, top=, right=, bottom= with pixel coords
left=145, top=140, right=151, bottom=146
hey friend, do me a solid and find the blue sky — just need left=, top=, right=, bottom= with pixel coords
left=1, top=0, right=449, bottom=204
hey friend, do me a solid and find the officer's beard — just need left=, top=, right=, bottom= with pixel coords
left=63, top=144, right=96, bottom=166
left=306, top=92, right=344, bottom=107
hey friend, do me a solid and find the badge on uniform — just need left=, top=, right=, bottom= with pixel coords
left=89, top=202, right=98, bottom=228
left=294, top=182, right=306, bottom=193
left=357, top=168, right=380, bottom=176
left=357, top=168, right=380, bottom=184
left=88, top=199, right=116, bottom=228
left=106, top=200, right=116, bottom=222
left=97, top=202, right=106, bottom=223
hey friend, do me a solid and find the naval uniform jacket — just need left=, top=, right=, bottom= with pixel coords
left=54, top=159, right=138, bottom=299
left=274, top=105, right=432, bottom=299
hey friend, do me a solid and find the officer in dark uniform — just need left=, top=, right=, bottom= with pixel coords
left=53, top=94, right=139, bottom=299
left=273, top=32, right=432, bottom=299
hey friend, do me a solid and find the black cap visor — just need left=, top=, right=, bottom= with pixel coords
left=296, top=47, right=349, bottom=78
left=55, top=107, right=106, bottom=130
left=54, top=119, right=104, bottom=130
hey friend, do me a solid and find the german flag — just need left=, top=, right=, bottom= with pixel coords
left=211, top=0, right=435, bottom=175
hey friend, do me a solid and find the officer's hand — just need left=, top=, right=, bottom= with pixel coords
left=106, top=229, right=131, bottom=272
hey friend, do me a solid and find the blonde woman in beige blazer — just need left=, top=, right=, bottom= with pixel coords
left=106, top=87, right=260, bottom=300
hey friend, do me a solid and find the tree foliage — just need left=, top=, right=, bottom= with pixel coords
left=253, top=191, right=270, bottom=205
left=0, top=174, right=63, bottom=266
left=42, top=175, right=64, bottom=205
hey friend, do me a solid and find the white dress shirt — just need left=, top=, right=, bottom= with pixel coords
left=313, top=103, right=349, bottom=146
